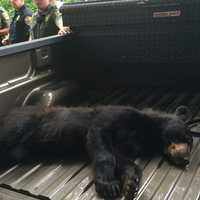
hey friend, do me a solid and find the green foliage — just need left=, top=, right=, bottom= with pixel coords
left=0, top=0, right=37, bottom=17
left=0, top=0, right=79, bottom=17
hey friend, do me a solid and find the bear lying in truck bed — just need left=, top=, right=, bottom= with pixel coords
left=0, top=105, right=196, bottom=199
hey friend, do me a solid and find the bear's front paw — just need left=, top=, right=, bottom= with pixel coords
left=122, top=175, right=140, bottom=200
left=95, top=179, right=121, bottom=198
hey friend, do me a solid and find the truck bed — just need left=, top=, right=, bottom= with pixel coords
left=0, top=87, right=200, bottom=200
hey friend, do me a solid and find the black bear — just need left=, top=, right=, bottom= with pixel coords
left=0, top=105, right=195, bottom=199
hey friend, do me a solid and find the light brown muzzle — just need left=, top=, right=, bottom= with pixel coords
left=167, top=143, right=191, bottom=166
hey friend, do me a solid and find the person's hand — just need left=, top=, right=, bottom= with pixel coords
left=2, top=37, right=10, bottom=45
left=58, top=26, right=72, bottom=36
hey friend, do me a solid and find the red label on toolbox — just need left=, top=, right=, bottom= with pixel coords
left=153, top=10, right=181, bottom=18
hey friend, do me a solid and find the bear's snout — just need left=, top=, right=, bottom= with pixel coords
left=167, top=143, right=191, bottom=167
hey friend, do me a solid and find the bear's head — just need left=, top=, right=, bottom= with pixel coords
left=161, top=106, right=193, bottom=167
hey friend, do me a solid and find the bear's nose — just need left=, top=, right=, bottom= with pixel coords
left=182, top=157, right=190, bottom=166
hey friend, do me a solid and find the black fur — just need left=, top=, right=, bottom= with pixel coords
left=0, top=105, right=193, bottom=199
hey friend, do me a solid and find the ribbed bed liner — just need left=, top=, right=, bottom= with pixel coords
left=0, top=87, right=200, bottom=200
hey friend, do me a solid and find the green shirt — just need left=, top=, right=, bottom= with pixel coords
left=31, top=5, right=63, bottom=39
left=0, top=7, right=10, bottom=42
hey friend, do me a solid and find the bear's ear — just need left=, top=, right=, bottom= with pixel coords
left=175, top=105, right=191, bottom=122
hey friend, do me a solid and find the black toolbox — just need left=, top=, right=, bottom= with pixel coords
left=61, top=0, right=200, bottom=65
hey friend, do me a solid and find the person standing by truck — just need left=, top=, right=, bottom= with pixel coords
left=2, top=0, right=32, bottom=45
left=30, top=0, right=71, bottom=39
left=0, top=7, right=10, bottom=46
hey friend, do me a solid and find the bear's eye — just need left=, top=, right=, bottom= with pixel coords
left=165, top=134, right=183, bottom=143
left=163, top=137, right=173, bottom=145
